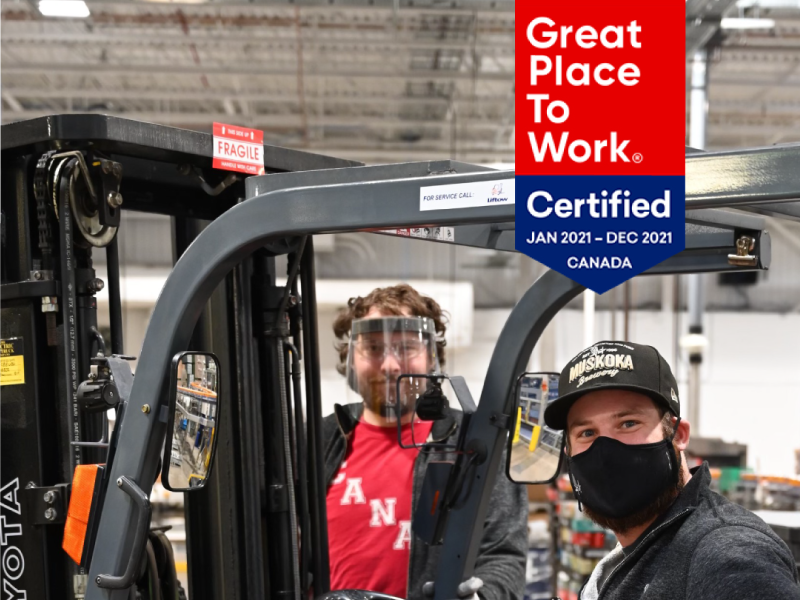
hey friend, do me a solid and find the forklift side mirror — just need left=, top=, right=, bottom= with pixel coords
left=161, top=351, right=221, bottom=492
left=506, top=372, right=565, bottom=485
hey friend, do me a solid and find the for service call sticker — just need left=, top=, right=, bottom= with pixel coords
left=0, top=338, right=25, bottom=386
left=514, top=2, right=685, bottom=295
left=419, top=178, right=515, bottom=212
left=380, top=228, right=456, bottom=242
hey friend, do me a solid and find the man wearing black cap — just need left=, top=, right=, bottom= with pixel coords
left=544, top=341, right=800, bottom=600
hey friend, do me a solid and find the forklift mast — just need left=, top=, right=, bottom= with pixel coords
left=1, top=115, right=358, bottom=600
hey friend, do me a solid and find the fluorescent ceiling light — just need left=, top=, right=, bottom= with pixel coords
left=38, top=0, right=90, bottom=18
left=720, top=17, right=776, bottom=29
left=737, top=0, right=800, bottom=8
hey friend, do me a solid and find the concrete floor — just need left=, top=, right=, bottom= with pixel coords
left=509, top=440, right=561, bottom=483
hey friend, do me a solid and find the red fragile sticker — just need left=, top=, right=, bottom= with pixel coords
left=212, top=122, right=265, bottom=176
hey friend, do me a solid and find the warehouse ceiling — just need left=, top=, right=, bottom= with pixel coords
left=4, top=0, right=800, bottom=311
left=687, top=1, right=800, bottom=150
left=2, top=0, right=800, bottom=162
left=1, top=0, right=515, bottom=163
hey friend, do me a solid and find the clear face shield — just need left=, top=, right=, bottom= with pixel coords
left=345, top=316, right=441, bottom=423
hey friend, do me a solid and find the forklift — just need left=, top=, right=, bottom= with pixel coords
left=1, top=115, right=780, bottom=600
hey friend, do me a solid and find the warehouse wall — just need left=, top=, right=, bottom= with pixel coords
left=101, top=276, right=800, bottom=478
left=319, top=306, right=800, bottom=478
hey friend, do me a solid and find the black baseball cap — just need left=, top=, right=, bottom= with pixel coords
left=543, top=341, right=680, bottom=431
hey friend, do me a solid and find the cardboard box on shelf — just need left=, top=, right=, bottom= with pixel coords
left=528, top=511, right=549, bottom=524
left=527, top=484, right=549, bottom=503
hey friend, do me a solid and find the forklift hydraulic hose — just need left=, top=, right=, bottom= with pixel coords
left=91, top=326, right=107, bottom=356
left=277, top=339, right=302, bottom=600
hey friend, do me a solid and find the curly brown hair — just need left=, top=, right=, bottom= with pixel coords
left=332, top=283, right=448, bottom=375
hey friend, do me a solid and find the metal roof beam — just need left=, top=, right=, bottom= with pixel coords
left=1, top=92, right=22, bottom=112
left=2, top=0, right=514, bottom=18
left=709, top=77, right=800, bottom=88
left=0, top=87, right=511, bottom=107
left=0, top=109, right=508, bottom=131
left=0, top=31, right=515, bottom=52
left=296, top=148, right=515, bottom=163
left=2, top=63, right=514, bottom=81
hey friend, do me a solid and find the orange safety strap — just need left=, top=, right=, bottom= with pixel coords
left=62, top=464, right=100, bottom=564
left=190, top=381, right=217, bottom=395
left=177, top=384, right=217, bottom=398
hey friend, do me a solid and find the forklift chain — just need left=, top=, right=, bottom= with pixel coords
left=33, top=150, right=58, bottom=256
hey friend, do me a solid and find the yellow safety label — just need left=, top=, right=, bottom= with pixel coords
left=0, top=338, right=25, bottom=386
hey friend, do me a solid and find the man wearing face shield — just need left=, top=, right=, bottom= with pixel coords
left=544, top=341, right=800, bottom=600
left=323, top=284, right=527, bottom=600
left=345, top=316, right=437, bottom=426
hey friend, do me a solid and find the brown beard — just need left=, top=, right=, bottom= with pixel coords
left=581, top=440, right=687, bottom=535
left=361, top=377, right=430, bottom=419
left=364, top=396, right=411, bottom=419
left=362, top=380, right=412, bottom=418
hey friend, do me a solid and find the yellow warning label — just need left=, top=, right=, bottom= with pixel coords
left=1, top=338, right=25, bottom=386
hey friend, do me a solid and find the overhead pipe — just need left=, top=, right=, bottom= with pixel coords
left=583, top=290, right=595, bottom=348
left=686, top=49, right=710, bottom=430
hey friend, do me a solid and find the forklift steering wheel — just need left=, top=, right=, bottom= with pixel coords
left=315, top=590, right=405, bottom=600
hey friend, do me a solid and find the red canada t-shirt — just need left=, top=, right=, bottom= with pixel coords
left=327, top=419, right=435, bottom=597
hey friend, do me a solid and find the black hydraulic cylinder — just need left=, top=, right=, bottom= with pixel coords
left=285, top=339, right=311, bottom=594
left=283, top=346, right=297, bottom=474
left=105, top=235, right=124, bottom=355
left=53, top=156, right=88, bottom=600
left=75, top=246, right=106, bottom=462
left=56, top=164, right=83, bottom=474
left=254, top=252, right=297, bottom=600
left=231, top=259, right=268, bottom=598
left=299, top=238, right=331, bottom=594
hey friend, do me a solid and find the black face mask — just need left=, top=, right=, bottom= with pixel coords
left=567, top=419, right=681, bottom=519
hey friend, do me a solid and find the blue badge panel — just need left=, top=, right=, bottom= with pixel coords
left=514, top=176, right=685, bottom=295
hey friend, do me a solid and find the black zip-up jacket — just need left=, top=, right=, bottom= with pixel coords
left=580, top=463, right=800, bottom=600
left=322, top=403, right=527, bottom=600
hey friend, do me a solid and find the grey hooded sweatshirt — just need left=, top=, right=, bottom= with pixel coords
left=322, top=403, right=528, bottom=600
left=580, top=463, right=800, bottom=600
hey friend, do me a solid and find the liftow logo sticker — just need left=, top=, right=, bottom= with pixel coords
left=419, top=179, right=515, bottom=211
left=514, top=3, right=685, bottom=294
